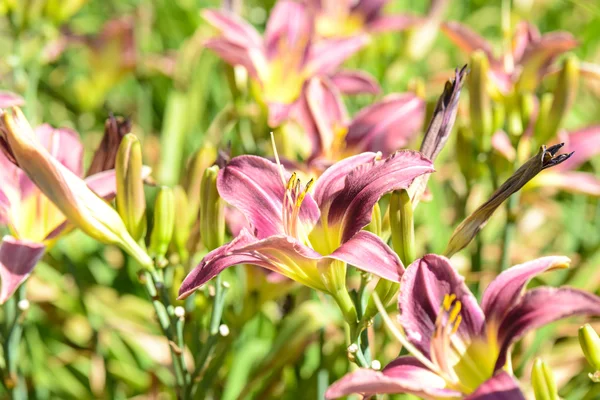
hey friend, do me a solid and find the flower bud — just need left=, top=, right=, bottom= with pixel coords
left=365, top=203, right=382, bottom=237
left=87, top=114, right=130, bottom=176
left=149, top=186, right=175, bottom=262
left=200, top=165, right=225, bottom=251
left=0, top=107, right=152, bottom=268
left=389, top=190, right=415, bottom=266
left=172, top=186, right=191, bottom=263
left=445, top=143, right=573, bottom=257
left=469, top=51, right=493, bottom=152
left=184, top=143, right=217, bottom=223
left=579, top=324, right=600, bottom=380
left=538, top=55, right=579, bottom=145
left=116, top=134, right=147, bottom=242
left=531, top=358, right=559, bottom=400
left=362, top=279, right=400, bottom=324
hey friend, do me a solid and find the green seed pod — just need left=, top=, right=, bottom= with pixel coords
left=184, top=143, right=217, bottom=224
left=149, top=186, right=176, bottom=262
left=200, top=166, right=225, bottom=252
left=116, top=134, right=147, bottom=242
left=531, top=358, right=559, bottom=400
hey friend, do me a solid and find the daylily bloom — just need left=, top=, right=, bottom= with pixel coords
left=326, top=254, right=600, bottom=399
left=442, top=20, right=577, bottom=94
left=293, top=77, right=425, bottom=163
left=0, top=107, right=152, bottom=302
left=302, top=0, right=423, bottom=38
left=178, top=151, right=434, bottom=300
left=202, top=1, right=374, bottom=127
left=0, top=120, right=119, bottom=303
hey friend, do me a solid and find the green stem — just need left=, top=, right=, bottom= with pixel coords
left=500, top=192, right=520, bottom=272
left=2, top=285, right=27, bottom=399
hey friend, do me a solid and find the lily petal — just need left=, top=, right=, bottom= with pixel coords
left=36, top=124, right=84, bottom=177
left=512, top=22, right=540, bottom=63
left=441, top=22, right=497, bottom=64
left=178, top=228, right=327, bottom=298
left=202, top=9, right=263, bottom=50
left=464, top=372, right=526, bottom=400
left=481, top=256, right=570, bottom=325
left=217, top=155, right=320, bottom=239
left=326, top=150, right=433, bottom=242
left=0, top=91, right=25, bottom=108
left=329, top=70, right=381, bottom=95
left=305, top=35, right=369, bottom=76
left=368, top=14, right=424, bottom=33
left=0, top=236, right=46, bottom=304
left=264, top=1, right=312, bottom=62
left=325, top=357, right=460, bottom=399
left=555, top=125, right=600, bottom=171
left=328, top=231, right=403, bottom=282
left=399, top=255, right=485, bottom=358
left=345, top=94, right=425, bottom=155
left=496, top=287, right=600, bottom=369
left=204, top=37, right=261, bottom=78
left=529, top=170, right=600, bottom=197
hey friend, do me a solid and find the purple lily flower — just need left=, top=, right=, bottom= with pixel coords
left=0, top=121, right=119, bottom=303
left=442, top=20, right=577, bottom=94
left=178, top=151, right=434, bottom=298
left=293, top=77, right=425, bottom=162
left=302, top=0, right=424, bottom=38
left=202, top=1, right=374, bottom=127
left=326, top=254, right=600, bottom=398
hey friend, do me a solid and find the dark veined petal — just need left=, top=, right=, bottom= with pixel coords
left=481, top=256, right=570, bottom=326
left=495, top=287, right=600, bottom=369
left=325, top=357, right=460, bottom=399
left=217, top=155, right=320, bottom=239
left=399, top=255, right=485, bottom=358
left=464, top=372, right=526, bottom=400
left=0, top=236, right=46, bottom=304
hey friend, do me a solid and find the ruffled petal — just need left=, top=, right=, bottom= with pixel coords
left=399, top=255, right=485, bottom=358
left=305, top=35, right=369, bottom=76
left=217, top=155, right=320, bottom=239
left=496, top=287, right=600, bottom=369
left=329, top=70, right=381, bottom=95
left=326, top=150, right=433, bottom=242
left=464, top=372, right=526, bottom=400
left=481, top=256, right=570, bottom=326
left=325, top=357, right=460, bottom=399
left=178, top=229, right=327, bottom=298
left=345, top=93, right=425, bottom=155
left=328, top=231, right=403, bottom=282
left=0, top=236, right=46, bottom=304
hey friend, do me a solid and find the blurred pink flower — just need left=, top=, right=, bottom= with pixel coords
left=327, top=254, right=600, bottom=399
left=179, top=151, right=433, bottom=298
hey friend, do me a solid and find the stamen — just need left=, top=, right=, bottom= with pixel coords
left=449, top=301, right=462, bottom=324
left=451, top=316, right=462, bottom=335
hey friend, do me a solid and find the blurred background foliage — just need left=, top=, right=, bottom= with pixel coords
left=1, top=0, right=600, bottom=399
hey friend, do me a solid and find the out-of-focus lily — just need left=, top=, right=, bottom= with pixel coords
left=293, top=77, right=425, bottom=163
left=326, top=254, right=600, bottom=399
left=202, top=1, right=372, bottom=127
left=0, top=107, right=151, bottom=302
left=179, top=151, right=433, bottom=303
left=442, top=20, right=577, bottom=94
left=302, top=0, right=423, bottom=38
left=0, top=112, right=121, bottom=302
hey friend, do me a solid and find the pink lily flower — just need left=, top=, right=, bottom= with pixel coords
left=442, top=20, right=577, bottom=94
left=293, top=77, right=425, bottom=162
left=0, top=121, right=118, bottom=303
left=302, top=0, right=424, bottom=38
left=178, top=151, right=434, bottom=299
left=326, top=254, right=600, bottom=398
left=202, top=1, right=374, bottom=127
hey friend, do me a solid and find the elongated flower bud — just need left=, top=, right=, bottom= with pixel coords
left=579, top=324, right=600, bottom=382
left=200, top=166, right=225, bottom=252
left=389, top=190, right=415, bottom=266
left=365, top=203, right=382, bottom=237
left=0, top=107, right=152, bottom=268
left=149, top=186, right=175, bottom=262
left=116, top=134, right=146, bottom=241
left=172, top=186, right=191, bottom=263
left=87, top=114, right=130, bottom=176
left=184, top=143, right=217, bottom=223
left=445, top=143, right=573, bottom=257
left=537, top=55, right=579, bottom=145
left=531, top=358, right=559, bottom=400
left=469, top=51, right=493, bottom=152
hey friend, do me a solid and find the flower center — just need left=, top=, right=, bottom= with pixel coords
left=282, top=172, right=314, bottom=243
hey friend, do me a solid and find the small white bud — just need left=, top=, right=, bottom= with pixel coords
left=371, top=360, right=381, bottom=370
left=219, top=324, right=230, bottom=337
left=18, top=299, right=30, bottom=311
left=174, top=306, right=185, bottom=319
left=347, top=344, right=359, bottom=354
